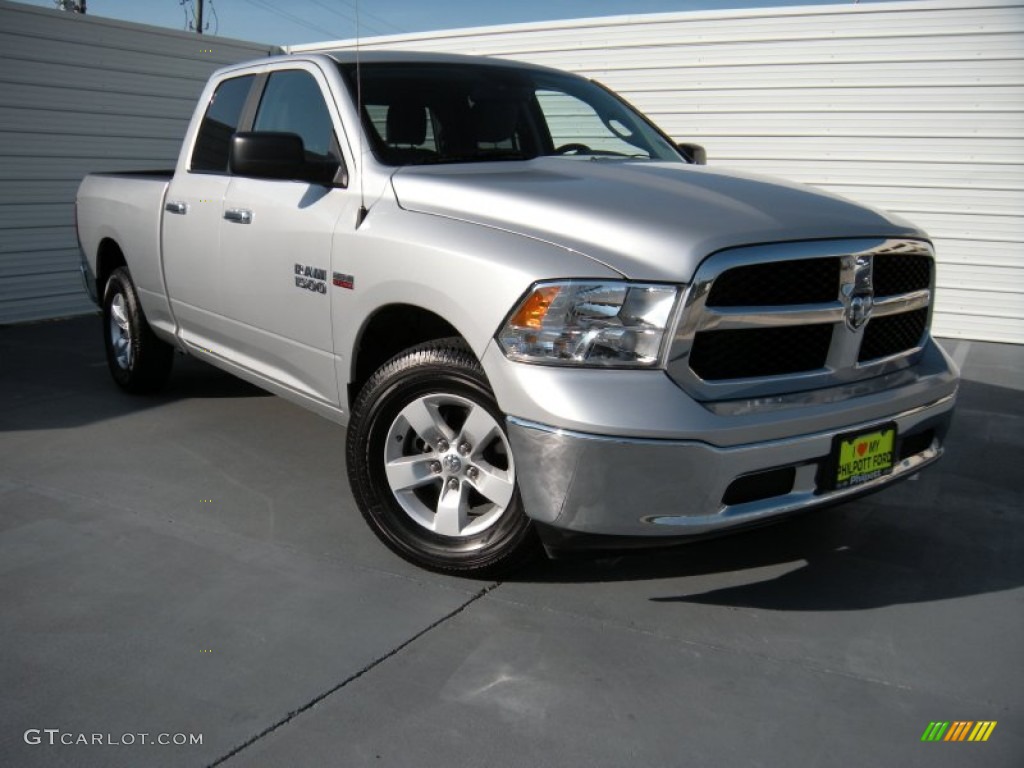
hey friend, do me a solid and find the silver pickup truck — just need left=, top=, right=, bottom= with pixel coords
left=76, top=51, right=958, bottom=575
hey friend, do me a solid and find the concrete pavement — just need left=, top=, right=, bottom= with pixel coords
left=1, top=317, right=1021, bottom=767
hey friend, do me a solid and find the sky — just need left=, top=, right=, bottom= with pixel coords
left=21, top=0, right=898, bottom=46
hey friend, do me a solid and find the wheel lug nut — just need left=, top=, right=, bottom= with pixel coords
left=447, top=478, right=459, bottom=491
left=437, top=439, right=450, bottom=453
left=458, top=442, right=471, bottom=456
left=466, top=466, right=479, bottom=481
left=429, top=461, right=442, bottom=474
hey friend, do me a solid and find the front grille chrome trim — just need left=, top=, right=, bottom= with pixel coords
left=699, top=302, right=845, bottom=331
left=666, top=238, right=935, bottom=402
left=872, top=289, right=931, bottom=318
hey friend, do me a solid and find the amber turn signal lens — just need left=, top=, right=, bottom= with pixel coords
left=509, top=285, right=560, bottom=329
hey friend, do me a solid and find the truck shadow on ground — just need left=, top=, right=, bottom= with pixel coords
left=515, top=499, right=1021, bottom=612
left=514, top=377, right=1022, bottom=612
left=0, top=315, right=269, bottom=432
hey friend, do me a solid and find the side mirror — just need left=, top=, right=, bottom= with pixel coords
left=230, top=132, right=305, bottom=179
left=677, top=142, right=707, bottom=165
left=229, top=132, right=343, bottom=185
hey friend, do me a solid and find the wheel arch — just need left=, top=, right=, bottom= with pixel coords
left=349, top=303, right=464, bottom=409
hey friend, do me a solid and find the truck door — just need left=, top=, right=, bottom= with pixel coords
left=219, top=67, right=355, bottom=407
left=163, top=74, right=256, bottom=349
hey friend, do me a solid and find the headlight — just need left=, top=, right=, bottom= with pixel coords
left=497, top=280, right=680, bottom=367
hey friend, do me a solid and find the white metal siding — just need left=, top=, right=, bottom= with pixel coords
left=292, top=0, right=1024, bottom=344
left=0, top=0, right=276, bottom=324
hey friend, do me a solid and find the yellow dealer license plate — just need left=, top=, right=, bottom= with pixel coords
left=832, top=424, right=896, bottom=490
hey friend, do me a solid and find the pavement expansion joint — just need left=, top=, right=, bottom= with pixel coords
left=206, top=581, right=501, bottom=767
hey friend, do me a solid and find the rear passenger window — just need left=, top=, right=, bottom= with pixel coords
left=253, top=70, right=340, bottom=165
left=191, top=75, right=254, bottom=173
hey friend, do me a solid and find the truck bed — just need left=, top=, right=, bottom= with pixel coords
left=77, top=171, right=174, bottom=331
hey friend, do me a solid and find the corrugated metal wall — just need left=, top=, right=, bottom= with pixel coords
left=292, top=0, right=1024, bottom=345
left=0, top=0, right=276, bottom=324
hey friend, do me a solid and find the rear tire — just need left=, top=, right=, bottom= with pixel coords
left=102, top=266, right=173, bottom=394
left=346, top=338, right=539, bottom=577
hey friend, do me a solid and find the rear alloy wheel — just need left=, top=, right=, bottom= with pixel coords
left=346, top=339, right=538, bottom=576
left=102, top=266, right=173, bottom=393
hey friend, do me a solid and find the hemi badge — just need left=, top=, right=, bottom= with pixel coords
left=333, top=272, right=354, bottom=289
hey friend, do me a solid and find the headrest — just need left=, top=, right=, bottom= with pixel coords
left=386, top=103, right=427, bottom=146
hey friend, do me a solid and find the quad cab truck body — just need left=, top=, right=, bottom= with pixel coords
left=76, top=51, right=958, bottom=575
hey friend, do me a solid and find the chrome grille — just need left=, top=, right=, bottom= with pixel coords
left=667, top=238, right=934, bottom=401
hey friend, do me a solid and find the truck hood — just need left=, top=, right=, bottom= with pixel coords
left=390, top=158, right=924, bottom=281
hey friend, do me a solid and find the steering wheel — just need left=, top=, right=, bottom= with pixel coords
left=554, top=143, right=593, bottom=155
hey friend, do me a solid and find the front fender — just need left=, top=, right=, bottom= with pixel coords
left=331, top=196, right=620, bottom=388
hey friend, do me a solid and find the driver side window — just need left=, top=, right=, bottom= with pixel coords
left=253, top=70, right=341, bottom=166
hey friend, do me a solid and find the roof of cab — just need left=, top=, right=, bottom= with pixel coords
left=209, top=50, right=574, bottom=84
left=320, top=49, right=567, bottom=74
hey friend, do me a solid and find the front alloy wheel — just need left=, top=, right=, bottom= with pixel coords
left=346, top=338, right=538, bottom=576
left=384, top=392, right=515, bottom=537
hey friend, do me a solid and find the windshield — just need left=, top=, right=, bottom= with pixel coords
left=338, top=62, right=684, bottom=166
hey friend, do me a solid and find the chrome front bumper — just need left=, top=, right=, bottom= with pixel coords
left=507, top=392, right=955, bottom=538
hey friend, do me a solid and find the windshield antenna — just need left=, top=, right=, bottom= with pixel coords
left=355, top=0, right=368, bottom=228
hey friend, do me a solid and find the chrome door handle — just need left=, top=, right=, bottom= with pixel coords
left=224, top=208, right=252, bottom=224
left=165, top=201, right=188, bottom=215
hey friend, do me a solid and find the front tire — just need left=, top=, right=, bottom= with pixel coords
left=346, top=339, right=539, bottom=576
left=102, top=266, right=173, bottom=393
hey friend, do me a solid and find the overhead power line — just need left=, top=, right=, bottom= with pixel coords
left=240, top=0, right=349, bottom=39
left=307, top=0, right=404, bottom=35
left=208, top=0, right=219, bottom=35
